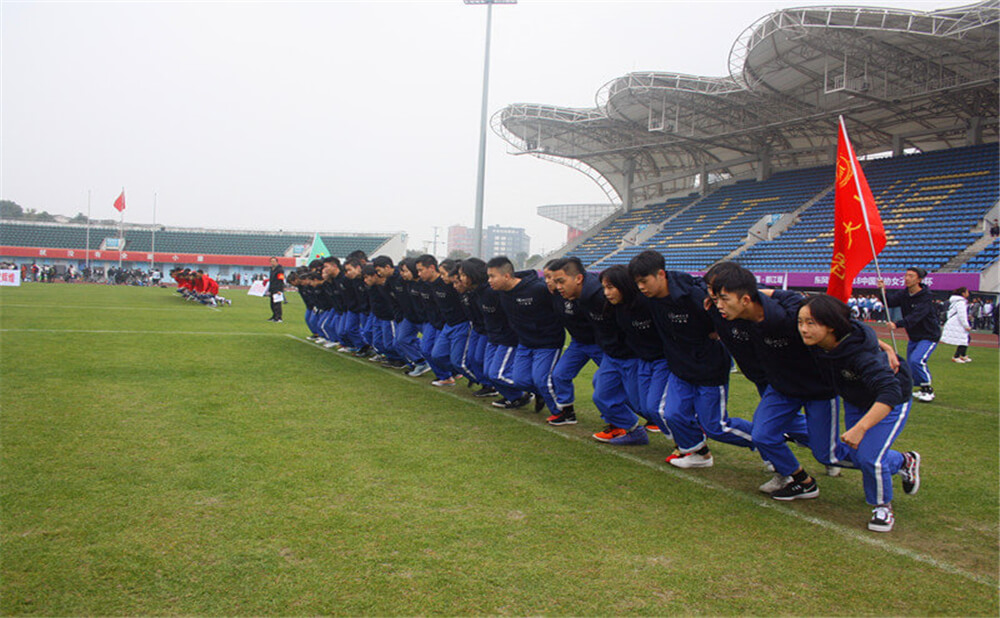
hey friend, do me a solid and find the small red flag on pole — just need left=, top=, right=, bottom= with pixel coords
left=113, top=190, right=126, bottom=213
left=826, top=116, right=886, bottom=302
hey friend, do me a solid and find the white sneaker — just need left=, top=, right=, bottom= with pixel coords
left=868, top=505, right=895, bottom=532
left=759, top=473, right=791, bottom=493
left=826, top=465, right=842, bottom=477
left=960, top=357, right=972, bottom=363
left=314, top=337, right=328, bottom=345
left=666, top=451, right=713, bottom=469
left=323, top=341, right=339, bottom=349
left=914, top=391, right=935, bottom=402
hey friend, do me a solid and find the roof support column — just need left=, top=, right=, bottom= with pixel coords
left=892, top=134, right=905, bottom=157
left=756, top=150, right=772, bottom=182
left=966, top=117, right=983, bottom=146
left=700, top=164, right=709, bottom=196
left=623, top=158, right=636, bottom=213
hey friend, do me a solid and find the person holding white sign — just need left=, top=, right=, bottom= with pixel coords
left=267, top=257, right=285, bottom=323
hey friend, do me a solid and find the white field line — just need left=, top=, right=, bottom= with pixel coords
left=0, top=303, right=224, bottom=312
left=286, top=333, right=997, bottom=589
left=1, top=329, right=282, bottom=336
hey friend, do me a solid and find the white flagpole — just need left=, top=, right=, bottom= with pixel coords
left=118, top=187, right=124, bottom=269
left=839, top=116, right=897, bottom=351
left=85, top=190, right=91, bottom=270
left=151, top=191, right=157, bottom=271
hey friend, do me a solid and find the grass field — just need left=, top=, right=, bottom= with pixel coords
left=2, top=283, right=998, bottom=616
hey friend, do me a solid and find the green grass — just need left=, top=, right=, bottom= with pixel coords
left=2, top=283, right=998, bottom=616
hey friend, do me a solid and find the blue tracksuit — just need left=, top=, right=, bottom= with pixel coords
left=551, top=283, right=603, bottom=409
left=646, top=272, right=753, bottom=453
left=615, top=294, right=672, bottom=434
left=499, top=270, right=565, bottom=413
left=708, top=303, right=768, bottom=395
left=479, top=284, right=524, bottom=402
left=416, top=280, right=451, bottom=380
left=746, top=291, right=841, bottom=476
left=886, top=284, right=940, bottom=387
left=811, top=320, right=913, bottom=505
left=430, top=277, right=472, bottom=381
left=388, top=274, right=424, bottom=365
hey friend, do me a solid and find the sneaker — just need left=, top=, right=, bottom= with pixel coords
left=407, top=363, right=432, bottom=377
left=314, top=337, right=328, bottom=345
left=759, top=473, right=792, bottom=493
left=322, top=341, right=339, bottom=349
left=547, top=409, right=577, bottom=426
left=493, top=394, right=532, bottom=409
left=593, top=425, right=627, bottom=443
left=770, top=477, right=819, bottom=501
left=644, top=423, right=661, bottom=433
left=608, top=425, right=649, bottom=446
left=764, top=460, right=776, bottom=473
left=274, top=319, right=282, bottom=323
left=960, top=356, right=972, bottom=363
left=381, top=359, right=407, bottom=369
left=667, top=451, right=713, bottom=469
left=431, top=377, right=456, bottom=387
left=474, top=386, right=498, bottom=398
left=914, top=391, right=935, bottom=402
left=951, top=357, right=964, bottom=363
left=534, top=395, right=546, bottom=413
left=339, top=346, right=359, bottom=354
left=900, top=451, right=921, bottom=495
left=401, top=364, right=415, bottom=374
left=868, top=504, right=895, bottom=532
left=826, top=465, right=842, bottom=477
left=306, top=335, right=319, bottom=341
left=368, top=354, right=385, bottom=363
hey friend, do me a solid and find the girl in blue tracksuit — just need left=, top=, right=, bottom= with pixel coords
left=798, top=294, right=921, bottom=533
left=879, top=267, right=941, bottom=402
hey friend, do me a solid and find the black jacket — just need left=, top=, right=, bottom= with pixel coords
left=886, top=284, right=942, bottom=342
left=268, top=265, right=285, bottom=293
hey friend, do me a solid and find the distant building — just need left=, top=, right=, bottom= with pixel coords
left=447, top=224, right=530, bottom=261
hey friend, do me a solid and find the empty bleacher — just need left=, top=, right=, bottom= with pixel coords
left=738, top=143, right=999, bottom=273
left=959, top=238, right=1000, bottom=272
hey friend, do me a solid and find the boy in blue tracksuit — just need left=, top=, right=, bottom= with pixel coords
left=415, top=254, right=469, bottom=386
left=414, top=263, right=451, bottom=383
left=629, top=250, right=755, bottom=469
left=338, top=258, right=368, bottom=354
left=488, top=256, right=564, bottom=416
left=710, top=264, right=839, bottom=498
left=546, top=261, right=603, bottom=425
left=879, top=267, right=941, bottom=402
left=550, top=258, right=649, bottom=445
left=454, top=259, right=496, bottom=397
left=466, top=259, right=531, bottom=409
left=375, top=256, right=424, bottom=371
left=800, top=294, right=921, bottom=532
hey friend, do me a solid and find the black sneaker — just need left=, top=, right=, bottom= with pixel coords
left=770, top=478, right=819, bottom=501
left=493, top=394, right=532, bottom=409
left=533, top=394, right=546, bottom=413
left=473, top=386, right=498, bottom=398
left=382, top=359, right=407, bottom=369
left=547, top=409, right=577, bottom=426
left=900, top=451, right=921, bottom=495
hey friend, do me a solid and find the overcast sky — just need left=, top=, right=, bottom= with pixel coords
left=0, top=0, right=966, bottom=256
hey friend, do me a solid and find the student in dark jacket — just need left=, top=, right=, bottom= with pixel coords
left=398, top=259, right=432, bottom=377
left=456, top=259, right=496, bottom=397
left=799, top=294, right=921, bottom=533
left=545, top=260, right=603, bottom=425
left=466, top=258, right=530, bottom=409
left=550, top=258, right=649, bottom=445
left=267, top=257, right=285, bottom=322
left=878, top=267, right=941, bottom=402
left=629, top=250, right=754, bottom=470
left=416, top=255, right=464, bottom=385
left=488, top=256, right=564, bottom=416
left=379, top=257, right=426, bottom=372
left=366, top=262, right=406, bottom=367
left=703, top=262, right=769, bottom=396
left=710, top=264, right=841, bottom=500
left=600, top=265, right=671, bottom=437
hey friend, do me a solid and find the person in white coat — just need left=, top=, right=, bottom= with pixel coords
left=940, top=287, right=972, bottom=363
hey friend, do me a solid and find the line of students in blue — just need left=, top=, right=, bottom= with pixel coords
left=290, top=249, right=921, bottom=533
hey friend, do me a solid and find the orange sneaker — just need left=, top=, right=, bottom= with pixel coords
left=645, top=423, right=661, bottom=433
left=593, top=425, right=627, bottom=443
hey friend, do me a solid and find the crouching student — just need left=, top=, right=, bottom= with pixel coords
left=455, top=259, right=496, bottom=397
left=799, top=294, right=921, bottom=533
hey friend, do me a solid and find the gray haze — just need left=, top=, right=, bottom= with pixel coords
left=0, top=0, right=964, bottom=256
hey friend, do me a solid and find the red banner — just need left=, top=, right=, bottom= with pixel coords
left=827, top=117, right=886, bottom=301
left=0, top=246, right=295, bottom=267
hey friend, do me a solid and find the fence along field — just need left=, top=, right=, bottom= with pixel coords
left=1, top=284, right=997, bottom=615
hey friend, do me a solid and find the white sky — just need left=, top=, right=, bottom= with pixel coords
left=0, top=0, right=967, bottom=256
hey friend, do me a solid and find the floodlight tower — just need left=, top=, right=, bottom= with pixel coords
left=465, top=0, right=516, bottom=258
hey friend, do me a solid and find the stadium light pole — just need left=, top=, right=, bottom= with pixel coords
left=465, top=0, right=516, bottom=258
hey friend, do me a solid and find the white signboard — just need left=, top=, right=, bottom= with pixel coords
left=0, top=269, right=21, bottom=287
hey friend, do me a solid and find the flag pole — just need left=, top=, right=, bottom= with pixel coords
left=151, top=191, right=157, bottom=271
left=839, top=116, right=897, bottom=352
left=118, top=187, right=124, bottom=269
left=85, top=190, right=91, bottom=270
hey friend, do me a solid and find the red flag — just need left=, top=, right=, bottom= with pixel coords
left=826, top=117, right=886, bottom=301
left=113, top=190, right=126, bottom=213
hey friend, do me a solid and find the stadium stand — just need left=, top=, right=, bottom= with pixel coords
left=0, top=221, right=393, bottom=258
left=737, top=143, right=999, bottom=272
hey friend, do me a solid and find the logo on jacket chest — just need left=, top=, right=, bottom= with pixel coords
left=667, top=311, right=689, bottom=324
left=517, top=297, right=534, bottom=306
left=632, top=318, right=652, bottom=331
left=729, top=327, right=751, bottom=342
left=840, top=368, right=860, bottom=382
left=763, top=336, right=790, bottom=349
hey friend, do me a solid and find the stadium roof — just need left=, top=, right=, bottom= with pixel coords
left=493, top=1, right=999, bottom=206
